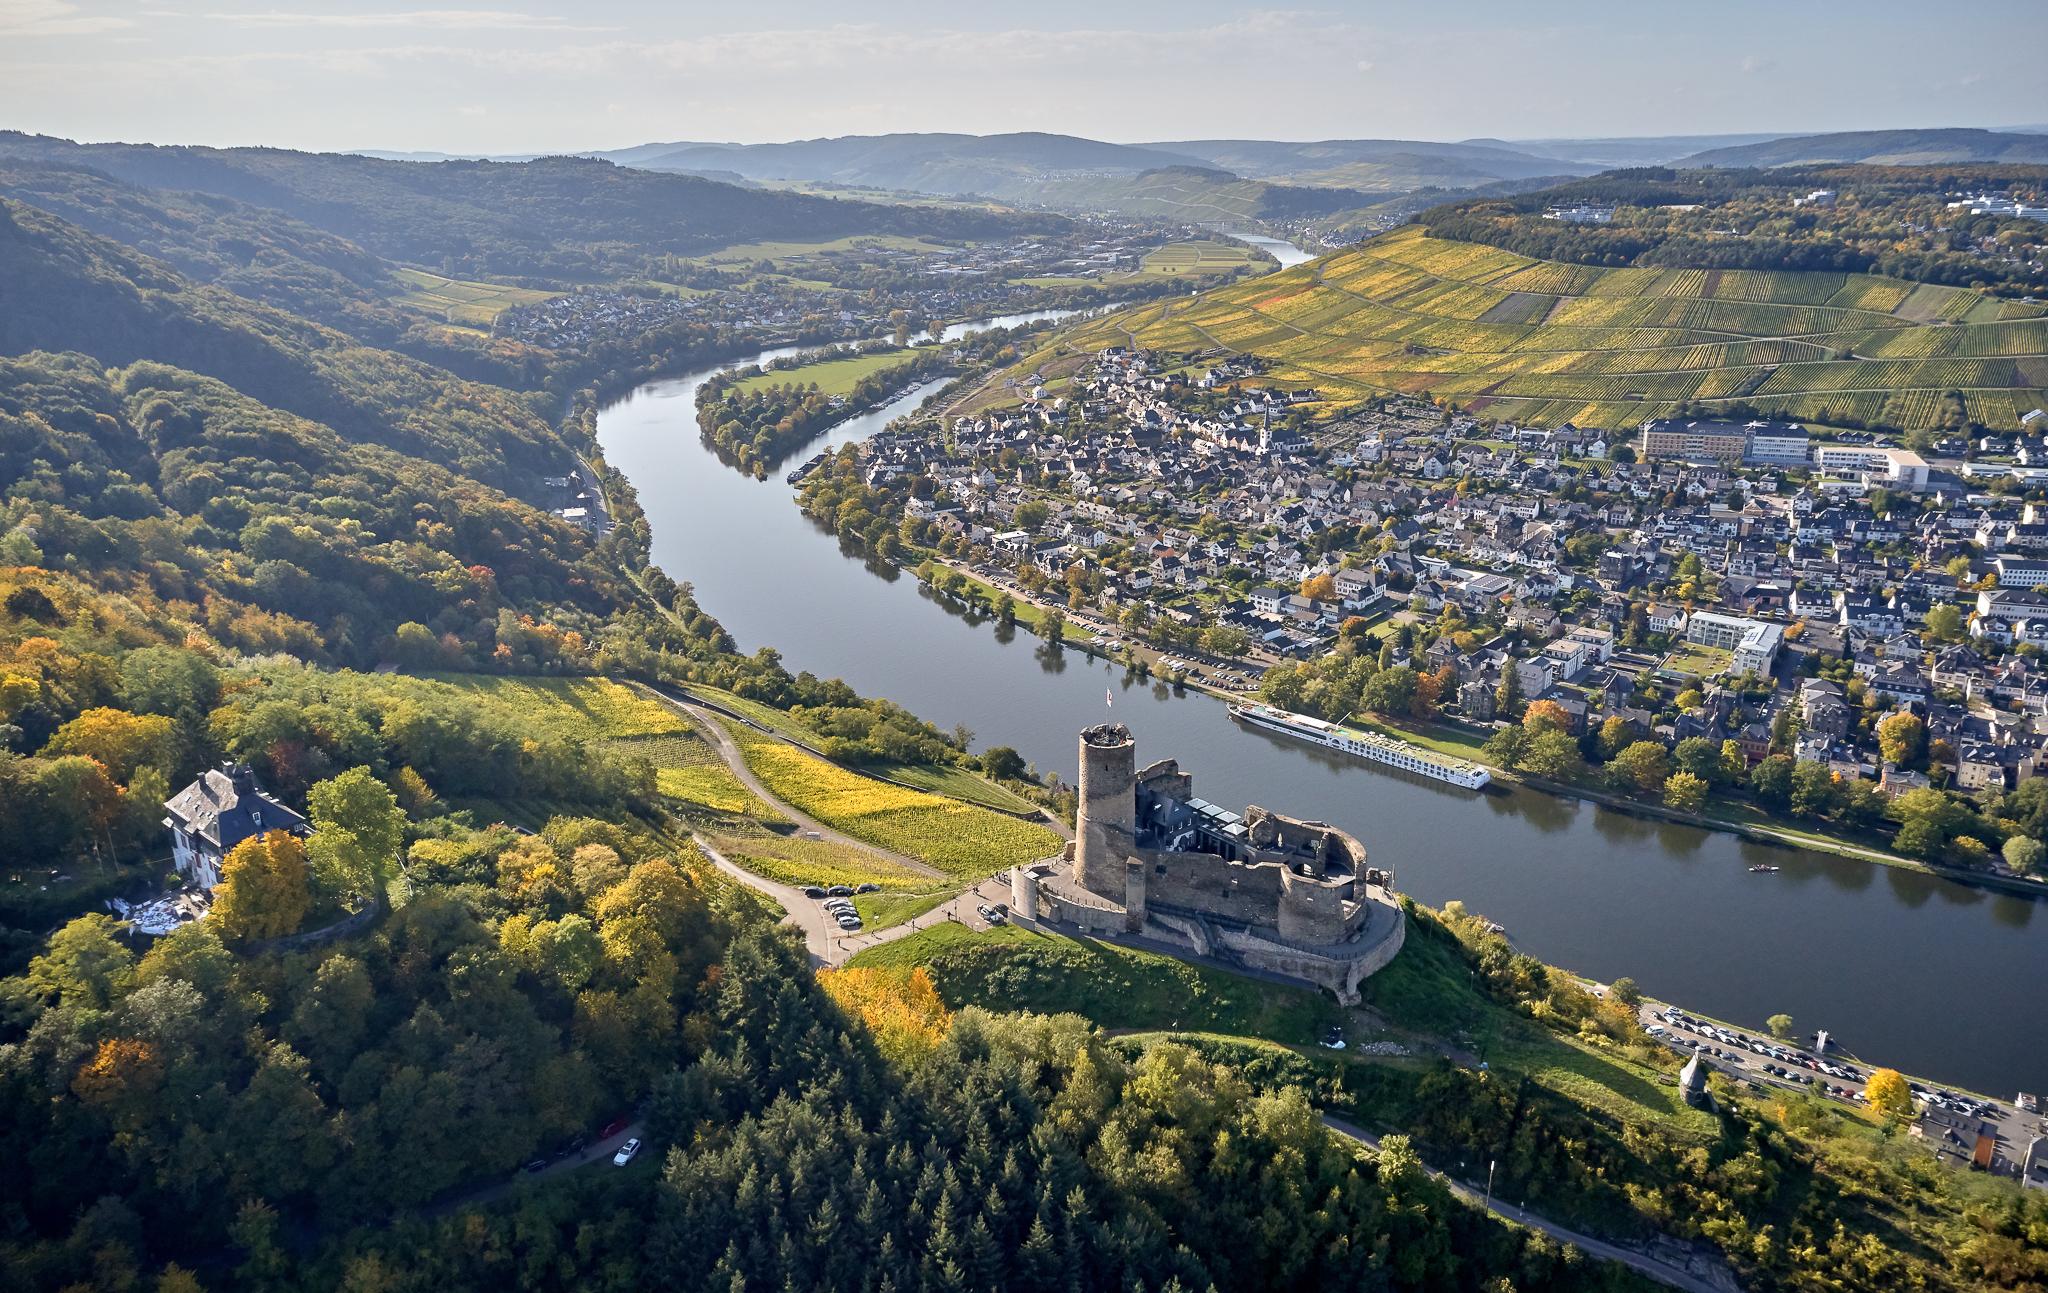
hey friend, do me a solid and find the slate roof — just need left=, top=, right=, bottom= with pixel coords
left=163, top=763, right=305, bottom=852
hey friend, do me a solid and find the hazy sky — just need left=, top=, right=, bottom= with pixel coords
left=3, top=1, right=2043, bottom=154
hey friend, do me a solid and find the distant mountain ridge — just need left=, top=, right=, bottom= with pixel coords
left=1680, top=127, right=2048, bottom=167
left=1138, top=138, right=1598, bottom=188
left=0, top=132, right=1059, bottom=278
left=631, top=132, right=1214, bottom=194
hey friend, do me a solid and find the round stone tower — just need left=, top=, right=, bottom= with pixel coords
left=1074, top=723, right=1136, bottom=898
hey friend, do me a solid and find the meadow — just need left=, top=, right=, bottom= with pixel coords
left=1063, top=225, right=2048, bottom=431
left=731, top=347, right=922, bottom=397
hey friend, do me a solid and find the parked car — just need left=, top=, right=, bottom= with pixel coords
left=524, top=1158, right=548, bottom=1174
left=826, top=885, right=854, bottom=897
left=802, top=886, right=825, bottom=899
left=613, top=1138, right=642, bottom=1167
left=855, top=883, right=880, bottom=893
left=599, top=1117, right=629, bottom=1140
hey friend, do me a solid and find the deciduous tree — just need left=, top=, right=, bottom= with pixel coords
left=212, top=829, right=312, bottom=944
left=305, top=767, right=406, bottom=909
left=1663, top=770, right=1709, bottom=814
left=1866, top=1067, right=1913, bottom=1121
left=1876, top=711, right=1924, bottom=766
left=1610, top=741, right=1672, bottom=795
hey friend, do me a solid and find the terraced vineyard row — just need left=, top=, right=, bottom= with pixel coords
left=1064, top=226, right=2048, bottom=431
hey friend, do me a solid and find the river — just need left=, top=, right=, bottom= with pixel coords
left=594, top=297, right=2045, bottom=1097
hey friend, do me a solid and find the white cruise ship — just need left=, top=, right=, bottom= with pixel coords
left=1229, top=703, right=1492, bottom=790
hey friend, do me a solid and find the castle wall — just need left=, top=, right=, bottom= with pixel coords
left=1217, top=908, right=1406, bottom=1005
left=1277, top=866, right=1356, bottom=944
left=1144, top=848, right=1286, bottom=925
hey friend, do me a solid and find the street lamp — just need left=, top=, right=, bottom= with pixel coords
left=1483, top=1159, right=1496, bottom=1213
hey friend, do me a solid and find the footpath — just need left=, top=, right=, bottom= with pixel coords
left=1319, top=1115, right=1740, bottom=1293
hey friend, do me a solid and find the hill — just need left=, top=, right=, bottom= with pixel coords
left=0, top=158, right=408, bottom=335
left=1472, top=134, right=1788, bottom=167
left=0, top=133, right=1060, bottom=278
left=1682, top=128, right=2048, bottom=168
left=0, top=197, right=565, bottom=486
left=1028, top=165, right=1381, bottom=223
left=621, top=131, right=1594, bottom=205
left=1061, top=223, right=2048, bottom=432
left=635, top=131, right=1211, bottom=194
left=1142, top=138, right=1599, bottom=189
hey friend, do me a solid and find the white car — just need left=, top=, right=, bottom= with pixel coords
left=612, top=1137, right=641, bottom=1166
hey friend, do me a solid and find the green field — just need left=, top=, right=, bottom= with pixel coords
left=731, top=347, right=921, bottom=397
left=389, top=268, right=557, bottom=327
left=1065, top=224, right=2048, bottom=430
left=1135, top=239, right=1269, bottom=278
left=847, top=923, right=1340, bottom=1042
left=690, top=233, right=959, bottom=268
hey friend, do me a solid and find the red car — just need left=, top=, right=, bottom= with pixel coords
left=599, top=1117, right=629, bottom=1140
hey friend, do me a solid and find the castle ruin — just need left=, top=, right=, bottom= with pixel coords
left=1016, top=723, right=1405, bottom=1003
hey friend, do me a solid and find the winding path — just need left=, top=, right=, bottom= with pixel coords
left=1319, top=1115, right=1738, bottom=1293
left=643, top=687, right=945, bottom=881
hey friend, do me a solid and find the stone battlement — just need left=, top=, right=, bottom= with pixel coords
left=1040, top=725, right=1403, bottom=1002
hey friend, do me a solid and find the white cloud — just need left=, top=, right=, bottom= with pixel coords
left=0, top=0, right=132, bottom=35
left=200, top=8, right=615, bottom=31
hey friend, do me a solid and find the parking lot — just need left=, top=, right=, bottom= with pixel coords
left=1633, top=995, right=2042, bottom=1168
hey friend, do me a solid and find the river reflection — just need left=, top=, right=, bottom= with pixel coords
left=594, top=295, right=2047, bottom=1095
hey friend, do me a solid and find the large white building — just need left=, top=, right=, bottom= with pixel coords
left=1811, top=443, right=1930, bottom=491
left=1685, top=611, right=1785, bottom=675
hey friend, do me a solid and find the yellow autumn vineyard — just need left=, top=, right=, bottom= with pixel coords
left=1063, top=224, right=2048, bottom=431
left=724, top=723, right=1061, bottom=879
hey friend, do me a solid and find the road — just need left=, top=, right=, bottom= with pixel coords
left=1616, top=987, right=2043, bottom=1176
left=425, top=1118, right=647, bottom=1217
left=1319, top=1115, right=1739, bottom=1293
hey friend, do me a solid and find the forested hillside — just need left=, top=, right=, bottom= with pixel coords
left=0, top=133, right=1063, bottom=279
left=0, top=199, right=564, bottom=487
left=1414, top=165, right=2048, bottom=291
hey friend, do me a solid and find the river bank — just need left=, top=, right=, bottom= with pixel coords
left=889, top=540, right=2048, bottom=901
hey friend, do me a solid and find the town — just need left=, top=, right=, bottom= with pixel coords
left=495, top=223, right=1261, bottom=350
left=804, top=342, right=2048, bottom=886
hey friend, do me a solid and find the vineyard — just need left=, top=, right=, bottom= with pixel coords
left=724, top=722, right=1061, bottom=879
left=1065, top=226, right=2048, bottom=431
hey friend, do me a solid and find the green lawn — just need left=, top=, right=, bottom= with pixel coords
left=1660, top=644, right=1734, bottom=679
left=731, top=348, right=922, bottom=398
left=853, top=887, right=957, bottom=929
left=849, top=923, right=1341, bottom=1044
left=1364, top=916, right=1718, bottom=1136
